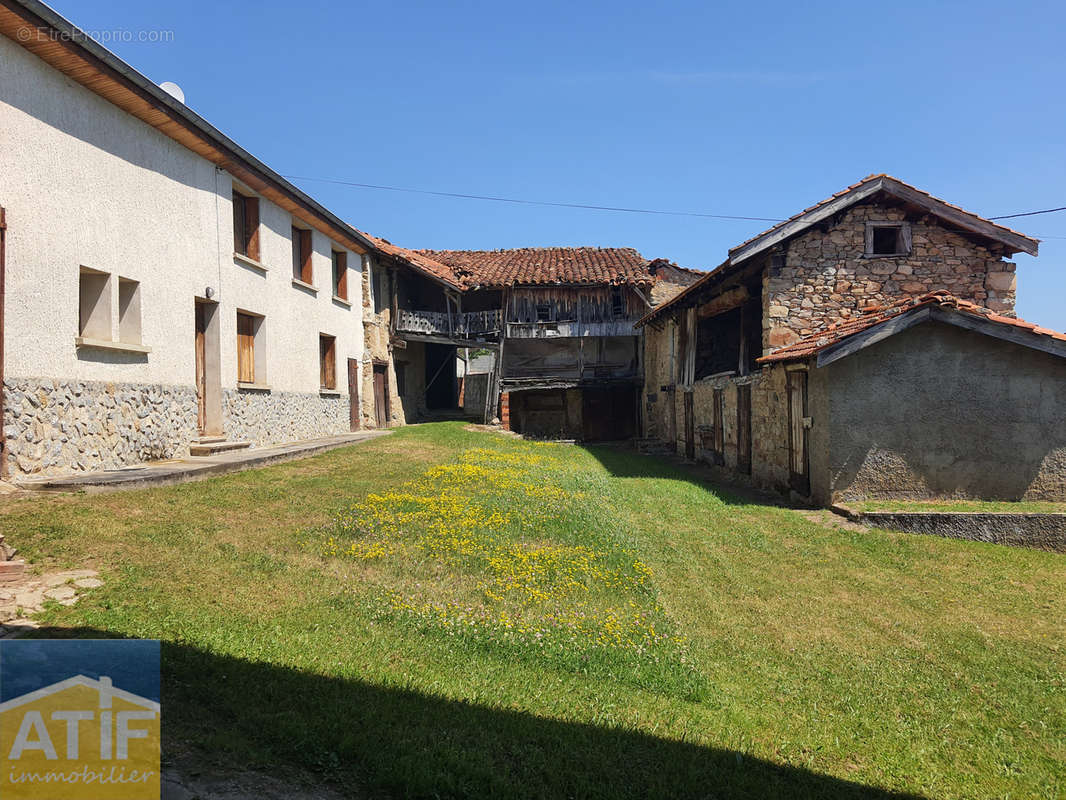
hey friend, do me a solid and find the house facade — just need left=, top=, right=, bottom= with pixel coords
left=638, top=175, right=1065, bottom=504
left=356, top=244, right=701, bottom=440
left=0, top=1, right=373, bottom=478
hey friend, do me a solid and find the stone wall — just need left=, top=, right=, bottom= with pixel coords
left=642, top=320, right=677, bottom=442
left=3, top=377, right=353, bottom=479
left=763, top=203, right=1017, bottom=350
left=222, top=388, right=349, bottom=446
left=361, top=258, right=411, bottom=427
left=4, top=377, right=198, bottom=477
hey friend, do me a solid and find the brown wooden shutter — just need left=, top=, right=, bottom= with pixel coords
left=333, top=251, right=347, bottom=299
left=300, top=230, right=313, bottom=284
left=232, top=192, right=246, bottom=255
left=320, top=335, right=336, bottom=389
left=237, top=313, right=255, bottom=383
left=245, top=197, right=259, bottom=261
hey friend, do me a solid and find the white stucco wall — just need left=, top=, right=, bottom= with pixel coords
left=0, top=33, right=366, bottom=474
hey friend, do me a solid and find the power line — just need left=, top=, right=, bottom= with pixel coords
left=285, top=173, right=1066, bottom=236
left=988, top=206, right=1066, bottom=220
left=282, top=175, right=785, bottom=223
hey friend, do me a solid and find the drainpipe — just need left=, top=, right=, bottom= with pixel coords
left=0, top=207, right=7, bottom=479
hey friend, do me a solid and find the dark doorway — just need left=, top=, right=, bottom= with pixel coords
left=425, top=343, right=458, bottom=410
left=373, top=363, right=389, bottom=428
left=581, top=386, right=637, bottom=442
left=737, top=384, right=752, bottom=475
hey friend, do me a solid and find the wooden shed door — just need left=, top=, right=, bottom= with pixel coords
left=737, top=384, right=752, bottom=475
left=373, top=364, right=388, bottom=428
left=348, top=359, right=360, bottom=431
left=194, top=303, right=207, bottom=434
left=787, top=370, right=810, bottom=495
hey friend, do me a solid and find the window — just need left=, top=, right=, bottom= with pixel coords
left=865, top=221, right=911, bottom=257
left=395, top=362, right=407, bottom=397
left=78, top=267, right=111, bottom=340
left=319, top=334, right=337, bottom=390
left=292, top=226, right=312, bottom=284
left=611, top=287, right=625, bottom=318
left=332, top=249, right=348, bottom=300
left=535, top=303, right=552, bottom=322
left=117, top=278, right=142, bottom=344
left=237, top=312, right=256, bottom=383
left=232, top=191, right=260, bottom=260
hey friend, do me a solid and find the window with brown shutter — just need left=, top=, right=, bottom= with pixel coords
left=332, top=250, right=348, bottom=300
left=292, top=226, right=312, bottom=284
left=237, top=312, right=256, bottom=383
left=319, top=334, right=336, bottom=390
left=232, top=192, right=260, bottom=261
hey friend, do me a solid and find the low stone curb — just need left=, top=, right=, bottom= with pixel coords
left=832, top=505, right=1066, bottom=552
left=16, top=430, right=391, bottom=494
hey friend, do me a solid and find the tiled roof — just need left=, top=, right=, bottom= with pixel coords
left=354, top=229, right=465, bottom=289
left=758, top=291, right=1066, bottom=364
left=418, top=247, right=653, bottom=288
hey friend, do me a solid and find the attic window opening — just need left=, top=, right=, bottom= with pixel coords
left=865, top=221, right=911, bottom=257
left=611, top=287, right=625, bottom=318
left=535, top=303, right=551, bottom=322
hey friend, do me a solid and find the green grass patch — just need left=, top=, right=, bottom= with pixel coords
left=0, top=423, right=1062, bottom=799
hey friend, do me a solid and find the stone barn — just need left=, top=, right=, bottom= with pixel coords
left=638, top=175, right=1064, bottom=504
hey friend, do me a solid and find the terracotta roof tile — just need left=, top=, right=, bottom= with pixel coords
left=353, top=229, right=465, bottom=289
left=418, top=247, right=654, bottom=288
left=757, top=291, right=1066, bottom=364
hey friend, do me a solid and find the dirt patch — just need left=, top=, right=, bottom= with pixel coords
left=0, top=568, right=102, bottom=637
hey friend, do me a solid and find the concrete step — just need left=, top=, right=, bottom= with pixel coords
left=192, top=435, right=227, bottom=444
left=188, top=440, right=252, bottom=456
left=0, top=560, right=26, bottom=583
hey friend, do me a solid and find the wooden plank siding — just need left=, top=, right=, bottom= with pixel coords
left=236, top=312, right=255, bottom=383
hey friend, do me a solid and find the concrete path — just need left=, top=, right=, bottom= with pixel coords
left=16, top=430, right=391, bottom=493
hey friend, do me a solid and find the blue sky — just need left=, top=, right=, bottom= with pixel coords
left=53, top=1, right=1066, bottom=327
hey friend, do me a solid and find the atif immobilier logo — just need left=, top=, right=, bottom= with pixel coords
left=0, top=639, right=160, bottom=799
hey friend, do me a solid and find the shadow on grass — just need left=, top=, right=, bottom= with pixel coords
left=579, top=443, right=795, bottom=509
left=32, top=626, right=924, bottom=800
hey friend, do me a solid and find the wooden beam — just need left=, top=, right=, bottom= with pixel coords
left=395, top=333, right=500, bottom=351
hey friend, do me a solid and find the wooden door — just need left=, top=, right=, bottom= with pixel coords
left=787, top=370, right=810, bottom=495
left=194, top=303, right=207, bottom=434
left=373, top=364, right=388, bottom=428
left=348, top=359, right=360, bottom=431
left=737, top=384, right=752, bottom=475
left=683, top=390, right=694, bottom=460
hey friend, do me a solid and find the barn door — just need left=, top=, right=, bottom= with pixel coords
left=787, top=370, right=810, bottom=495
left=736, top=384, right=752, bottom=474
left=348, top=359, right=360, bottom=431
left=373, top=364, right=388, bottom=428
left=683, top=390, right=695, bottom=460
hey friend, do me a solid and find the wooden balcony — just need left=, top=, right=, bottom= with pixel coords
left=395, top=309, right=501, bottom=339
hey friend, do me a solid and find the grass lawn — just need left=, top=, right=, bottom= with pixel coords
left=2, top=422, right=1062, bottom=799
left=852, top=499, right=1066, bottom=514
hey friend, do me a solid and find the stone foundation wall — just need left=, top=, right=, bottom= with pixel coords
left=668, top=367, right=790, bottom=496
left=764, top=203, right=1017, bottom=350
left=3, top=377, right=352, bottom=479
left=222, top=388, right=350, bottom=446
left=3, top=377, right=198, bottom=477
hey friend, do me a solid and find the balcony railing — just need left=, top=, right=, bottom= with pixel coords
left=396, top=309, right=502, bottom=338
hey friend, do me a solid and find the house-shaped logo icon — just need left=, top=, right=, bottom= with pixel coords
left=0, top=673, right=160, bottom=800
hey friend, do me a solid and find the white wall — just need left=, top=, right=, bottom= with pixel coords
left=0, top=33, right=364, bottom=398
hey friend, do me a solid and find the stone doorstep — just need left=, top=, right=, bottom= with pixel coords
left=188, top=440, right=252, bottom=456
